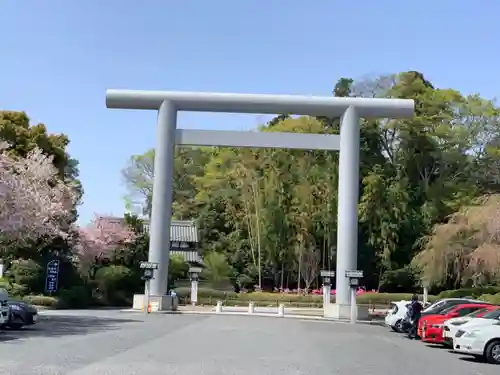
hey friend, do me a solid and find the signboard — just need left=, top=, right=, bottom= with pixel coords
left=140, top=261, right=159, bottom=269
left=320, top=270, right=335, bottom=278
left=345, top=270, right=363, bottom=278
left=45, top=260, right=60, bottom=293
left=188, top=267, right=203, bottom=274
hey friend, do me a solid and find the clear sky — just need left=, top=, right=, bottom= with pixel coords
left=1, top=0, right=499, bottom=225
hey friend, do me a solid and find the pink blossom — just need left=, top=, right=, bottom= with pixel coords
left=0, top=142, right=77, bottom=244
left=75, top=214, right=136, bottom=267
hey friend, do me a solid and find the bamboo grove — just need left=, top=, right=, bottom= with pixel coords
left=122, top=71, right=500, bottom=293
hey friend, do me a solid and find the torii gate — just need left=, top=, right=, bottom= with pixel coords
left=106, top=89, right=414, bottom=319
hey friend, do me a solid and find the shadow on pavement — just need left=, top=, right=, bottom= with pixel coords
left=457, top=356, right=485, bottom=363
left=0, top=315, right=140, bottom=342
left=425, top=344, right=450, bottom=349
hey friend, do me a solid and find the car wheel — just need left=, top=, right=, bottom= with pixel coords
left=394, top=320, right=403, bottom=332
left=484, top=339, right=500, bottom=365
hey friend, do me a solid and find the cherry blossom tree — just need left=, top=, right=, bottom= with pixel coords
left=75, top=215, right=136, bottom=278
left=0, top=142, right=77, bottom=246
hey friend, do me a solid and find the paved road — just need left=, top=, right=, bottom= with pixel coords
left=0, top=310, right=497, bottom=375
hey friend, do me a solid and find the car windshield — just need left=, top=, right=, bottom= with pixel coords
left=424, top=300, right=445, bottom=312
left=464, top=307, right=489, bottom=317
left=439, top=305, right=458, bottom=314
left=481, top=309, right=500, bottom=319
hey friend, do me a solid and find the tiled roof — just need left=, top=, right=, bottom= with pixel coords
left=169, top=220, right=199, bottom=242
left=170, top=250, right=204, bottom=264
left=99, top=216, right=199, bottom=243
left=142, top=220, right=198, bottom=243
left=95, top=216, right=202, bottom=264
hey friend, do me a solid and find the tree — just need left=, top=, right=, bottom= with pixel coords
left=414, top=195, right=500, bottom=288
left=122, top=149, right=155, bottom=215
left=120, top=71, right=500, bottom=293
left=122, top=147, right=209, bottom=218
left=301, top=247, right=320, bottom=291
left=75, top=215, right=136, bottom=279
left=0, top=111, right=82, bottom=203
left=0, top=142, right=78, bottom=247
left=201, top=252, right=233, bottom=287
left=168, top=255, right=189, bottom=287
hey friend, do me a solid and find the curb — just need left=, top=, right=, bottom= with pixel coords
left=119, top=309, right=385, bottom=326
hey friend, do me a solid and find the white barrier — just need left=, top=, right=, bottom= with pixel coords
left=248, top=302, right=255, bottom=314
left=216, top=301, right=222, bottom=313
left=277, top=304, right=285, bottom=317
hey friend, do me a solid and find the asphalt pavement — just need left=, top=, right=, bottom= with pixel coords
left=0, top=309, right=497, bottom=375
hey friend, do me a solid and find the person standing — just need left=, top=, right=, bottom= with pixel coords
left=407, top=294, right=423, bottom=339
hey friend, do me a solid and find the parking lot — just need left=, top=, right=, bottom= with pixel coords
left=0, top=310, right=498, bottom=375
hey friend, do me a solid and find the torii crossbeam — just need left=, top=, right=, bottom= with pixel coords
left=106, top=89, right=414, bottom=319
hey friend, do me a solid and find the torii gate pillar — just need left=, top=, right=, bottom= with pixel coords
left=106, top=89, right=414, bottom=318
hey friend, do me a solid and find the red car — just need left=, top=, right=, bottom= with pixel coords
left=420, top=303, right=493, bottom=344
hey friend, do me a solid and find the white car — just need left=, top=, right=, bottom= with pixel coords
left=0, top=288, right=9, bottom=326
left=454, top=323, right=500, bottom=364
left=443, top=308, right=500, bottom=346
left=385, top=300, right=410, bottom=331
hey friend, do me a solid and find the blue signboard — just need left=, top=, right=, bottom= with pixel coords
left=45, top=260, right=60, bottom=293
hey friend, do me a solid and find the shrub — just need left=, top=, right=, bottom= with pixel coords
left=173, top=289, right=438, bottom=306
left=0, top=277, right=28, bottom=296
left=477, top=293, right=500, bottom=304
left=438, top=287, right=500, bottom=299
left=24, top=295, right=59, bottom=308
left=94, top=265, right=134, bottom=306
left=174, top=287, right=237, bottom=300
left=168, top=255, right=189, bottom=287
left=57, top=285, right=93, bottom=309
left=5, top=283, right=28, bottom=296
left=201, top=252, right=233, bottom=287
left=378, top=266, right=419, bottom=293
left=4, top=259, right=44, bottom=294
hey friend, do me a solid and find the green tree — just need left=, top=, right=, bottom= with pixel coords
left=122, top=147, right=209, bottom=218
left=120, top=71, right=500, bottom=293
left=168, top=255, right=189, bottom=287
left=202, top=252, right=233, bottom=287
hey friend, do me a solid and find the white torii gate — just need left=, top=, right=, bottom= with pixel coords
left=106, top=89, right=414, bottom=319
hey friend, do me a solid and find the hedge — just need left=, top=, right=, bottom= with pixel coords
left=438, top=287, right=500, bottom=299
left=173, top=288, right=439, bottom=307
left=24, top=288, right=500, bottom=310
left=478, top=293, right=500, bottom=304
left=24, top=295, right=59, bottom=308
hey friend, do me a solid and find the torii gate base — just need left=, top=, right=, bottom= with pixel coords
left=324, top=300, right=369, bottom=320
left=106, top=89, right=414, bottom=320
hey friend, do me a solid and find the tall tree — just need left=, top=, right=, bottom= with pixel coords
left=122, top=147, right=209, bottom=218
left=0, top=111, right=82, bottom=202
left=120, top=71, right=500, bottom=292
left=0, top=142, right=78, bottom=247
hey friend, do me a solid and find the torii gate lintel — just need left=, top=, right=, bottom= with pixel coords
left=106, top=89, right=414, bottom=320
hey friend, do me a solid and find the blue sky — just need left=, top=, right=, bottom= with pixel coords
left=1, top=0, right=499, bottom=225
